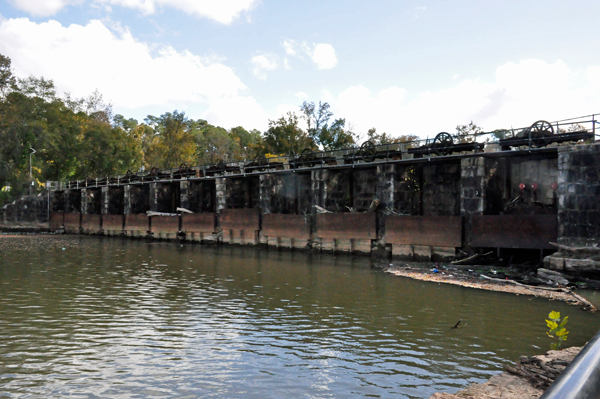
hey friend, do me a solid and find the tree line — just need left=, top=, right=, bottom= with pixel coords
left=0, top=53, right=415, bottom=205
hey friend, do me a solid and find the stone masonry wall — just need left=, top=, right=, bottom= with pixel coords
left=422, top=162, right=461, bottom=216
left=353, top=168, right=378, bottom=212
left=558, top=143, right=600, bottom=246
left=1, top=194, right=49, bottom=224
left=461, top=157, right=485, bottom=216
left=461, top=157, right=485, bottom=248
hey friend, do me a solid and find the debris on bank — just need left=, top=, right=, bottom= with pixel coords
left=383, top=263, right=597, bottom=311
left=429, top=346, right=581, bottom=399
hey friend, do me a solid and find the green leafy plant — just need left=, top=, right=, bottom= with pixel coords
left=546, top=311, right=569, bottom=349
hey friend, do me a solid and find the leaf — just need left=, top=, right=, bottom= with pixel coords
left=556, top=328, right=569, bottom=338
left=546, top=320, right=558, bottom=330
left=559, top=316, right=569, bottom=326
left=548, top=311, right=561, bottom=321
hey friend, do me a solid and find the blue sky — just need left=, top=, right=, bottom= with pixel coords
left=0, top=0, right=599, bottom=138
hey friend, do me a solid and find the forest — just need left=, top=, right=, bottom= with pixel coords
left=0, top=53, right=417, bottom=205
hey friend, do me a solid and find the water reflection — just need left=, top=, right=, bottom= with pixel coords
left=0, top=235, right=598, bottom=398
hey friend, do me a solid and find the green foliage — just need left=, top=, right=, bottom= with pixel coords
left=546, top=310, right=569, bottom=349
left=367, top=128, right=419, bottom=146
left=263, top=112, right=314, bottom=155
left=0, top=54, right=16, bottom=99
left=0, top=53, right=144, bottom=204
left=456, top=121, right=483, bottom=143
left=143, top=111, right=196, bottom=169
left=0, top=52, right=376, bottom=206
left=300, top=101, right=356, bottom=150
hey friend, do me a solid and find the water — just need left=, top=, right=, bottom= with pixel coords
left=0, top=235, right=599, bottom=398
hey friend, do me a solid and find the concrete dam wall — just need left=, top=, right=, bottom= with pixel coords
left=3, top=142, right=600, bottom=263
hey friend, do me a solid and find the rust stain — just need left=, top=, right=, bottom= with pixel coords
left=316, top=213, right=376, bottom=240
left=220, top=208, right=260, bottom=231
left=182, top=213, right=215, bottom=233
left=262, top=214, right=310, bottom=239
left=125, top=214, right=149, bottom=231
left=472, top=214, right=557, bottom=249
left=386, top=216, right=462, bottom=247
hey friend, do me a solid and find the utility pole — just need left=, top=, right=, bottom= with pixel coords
left=29, top=147, right=36, bottom=196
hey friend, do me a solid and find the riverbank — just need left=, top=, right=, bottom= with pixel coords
left=429, top=346, right=581, bottom=399
left=383, top=263, right=597, bottom=311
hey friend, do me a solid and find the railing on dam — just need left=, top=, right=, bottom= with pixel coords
left=540, top=327, right=600, bottom=399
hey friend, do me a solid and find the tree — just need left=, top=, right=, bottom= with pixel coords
left=263, top=112, right=314, bottom=155
left=367, top=128, right=419, bottom=145
left=230, top=126, right=262, bottom=160
left=0, top=54, right=16, bottom=100
left=195, top=124, right=236, bottom=164
left=144, top=111, right=196, bottom=169
left=319, top=118, right=356, bottom=149
left=300, top=101, right=355, bottom=150
left=456, top=121, right=483, bottom=143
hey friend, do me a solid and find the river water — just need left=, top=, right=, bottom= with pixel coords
left=0, top=235, right=599, bottom=398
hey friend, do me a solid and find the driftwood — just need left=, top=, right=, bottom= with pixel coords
left=314, top=205, right=332, bottom=214
left=146, top=211, right=178, bottom=216
left=367, top=199, right=381, bottom=212
left=451, top=251, right=493, bottom=265
left=480, top=274, right=597, bottom=311
left=505, top=353, right=576, bottom=389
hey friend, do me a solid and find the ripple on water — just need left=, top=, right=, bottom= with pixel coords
left=0, top=235, right=599, bottom=398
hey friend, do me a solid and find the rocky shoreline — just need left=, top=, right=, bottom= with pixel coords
left=429, top=346, right=581, bottom=399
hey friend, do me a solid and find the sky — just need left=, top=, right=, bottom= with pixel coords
left=0, top=0, right=599, bottom=139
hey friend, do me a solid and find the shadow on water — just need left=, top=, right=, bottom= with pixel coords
left=0, top=235, right=599, bottom=398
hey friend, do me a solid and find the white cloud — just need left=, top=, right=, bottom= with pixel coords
left=202, top=95, right=268, bottom=130
left=250, top=53, right=278, bottom=80
left=325, top=59, right=600, bottom=140
left=282, top=39, right=296, bottom=56
left=281, top=39, right=338, bottom=70
left=9, top=0, right=256, bottom=23
left=310, top=43, right=337, bottom=70
left=98, top=0, right=257, bottom=23
left=9, top=0, right=84, bottom=17
left=0, top=17, right=269, bottom=129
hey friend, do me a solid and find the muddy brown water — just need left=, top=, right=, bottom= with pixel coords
left=1, top=235, right=599, bottom=398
